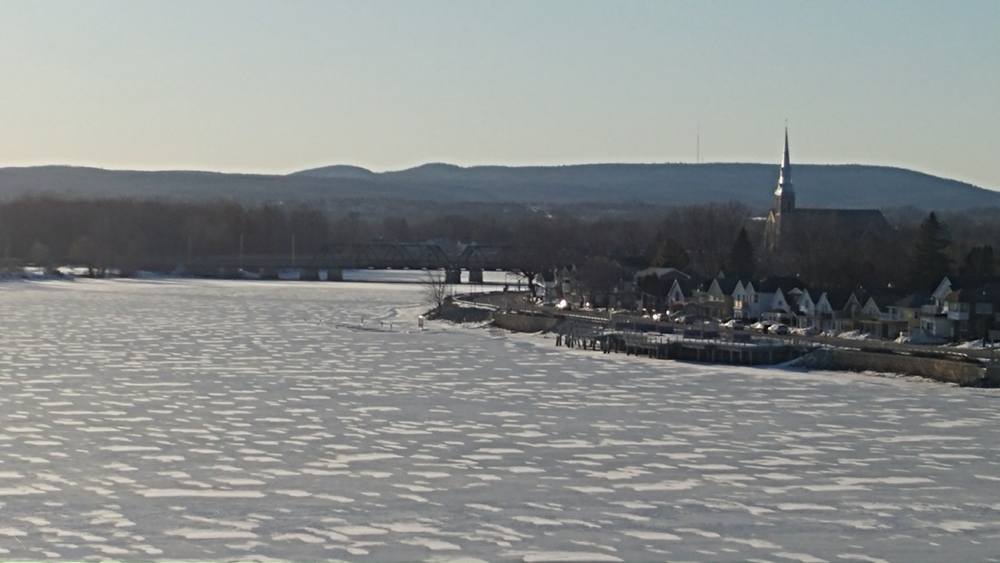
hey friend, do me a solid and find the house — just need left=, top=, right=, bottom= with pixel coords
left=915, top=276, right=1000, bottom=341
left=558, top=265, right=581, bottom=303
left=855, top=290, right=907, bottom=339
left=918, top=277, right=956, bottom=339
left=733, top=281, right=757, bottom=320
left=635, top=268, right=697, bottom=314
left=694, top=276, right=744, bottom=320
left=754, top=276, right=808, bottom=324
left=826, top=290, right=864, bottom=333
left=886, top=293, right=931, bottom=337
left=790, top=288, right=828, bottom=330
left=761, top=287, right=795, bottom=324
left=533, top=270, right=559, bottom=301
left=811, top=291, right=837, bottom=329
left=794, top=288, right=816, bottom=320
left=939, top=283, right=1000, bottom=342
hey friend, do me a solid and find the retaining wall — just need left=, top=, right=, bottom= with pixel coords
left=493, top=312, right=558, bottom=333
left=799, top=348, right=1000, bottom=387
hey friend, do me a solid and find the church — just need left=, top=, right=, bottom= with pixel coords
left=764, top=129, right=890, bottom=251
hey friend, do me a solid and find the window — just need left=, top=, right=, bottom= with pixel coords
left=975, top=303, right=993, bottom=315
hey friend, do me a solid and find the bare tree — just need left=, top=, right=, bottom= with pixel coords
left=666, top=201, right=750, bottom=276
left=575, top=256, right=629, bottom=309
left=67, top=235, right=107, bottom=277
left=423, top=270, right=452, bottom=315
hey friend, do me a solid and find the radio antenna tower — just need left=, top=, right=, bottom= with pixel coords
left=696, top=123, right=701, bottom=164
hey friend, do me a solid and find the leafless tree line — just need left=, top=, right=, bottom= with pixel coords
left=2, top=195, right=999, bottom=290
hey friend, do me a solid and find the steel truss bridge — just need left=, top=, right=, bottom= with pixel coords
left=135, top=243, right=540, bottom=282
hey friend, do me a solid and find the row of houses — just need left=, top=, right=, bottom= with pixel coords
left=534, top=266, right=1000, bottom=343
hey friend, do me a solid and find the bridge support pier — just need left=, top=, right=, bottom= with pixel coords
left=301, top=268, right=321, bottom=281
left=445, top=269, right=462, bottom=284
left=468, top=269, right=484, bottom=283
left=324, top=269, right=343, bottom=281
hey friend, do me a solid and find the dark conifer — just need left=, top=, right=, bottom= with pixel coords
left=908, top=212, right=952, bottom=290
left=727, top=227, right=755, bottom=280
left=960, top=245, right=996, bottom=279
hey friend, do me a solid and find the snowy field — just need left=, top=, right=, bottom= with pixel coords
left=1, top=279, right=1000, bottom=562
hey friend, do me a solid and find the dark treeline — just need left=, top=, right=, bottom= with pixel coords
left=3, top=195, right=1000, bottom=292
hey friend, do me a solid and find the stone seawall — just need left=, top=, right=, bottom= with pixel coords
left=493, top=312, right=558, bottom=333
left=797, top=348, right=1000, bottom=387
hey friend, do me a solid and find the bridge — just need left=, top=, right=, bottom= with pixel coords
left=133, top=243, right=542, bottom=282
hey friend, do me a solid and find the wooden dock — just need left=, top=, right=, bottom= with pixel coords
left=553, top=322, right=813, bottom=366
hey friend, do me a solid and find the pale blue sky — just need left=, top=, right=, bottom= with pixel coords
left=1, top=1, right=997, bottom=190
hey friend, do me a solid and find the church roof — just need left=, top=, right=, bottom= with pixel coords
left=786, top=208, right=891, bottom=233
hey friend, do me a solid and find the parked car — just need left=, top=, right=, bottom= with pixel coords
left=723, top=319, right=745, bottom=330
left=773, top=323, right=790, bottom=335
left=751, top=320, right=773, bottom=333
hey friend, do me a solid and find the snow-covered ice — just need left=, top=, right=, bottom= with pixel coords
left=1, top=278, right=999, bottom=562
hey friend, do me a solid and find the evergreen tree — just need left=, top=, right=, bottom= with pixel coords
left=960, top=245, right=996, bottom=279
left=908, top=212, right=952, bottom=290
left=727, top=227, right=755, bottom=280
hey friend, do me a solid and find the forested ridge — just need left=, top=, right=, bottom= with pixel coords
left=2, top=162, right=997, bottom=210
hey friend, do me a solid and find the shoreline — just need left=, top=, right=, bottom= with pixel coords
left=446, top=293, right=1000, bottom=388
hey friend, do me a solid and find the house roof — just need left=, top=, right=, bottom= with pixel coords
left=614, top=255, right=651, bottom=270
left=941, top=275, right=999, bottom=292
left=716, top=277, right=742, bottom=294
left=856, top=289, right=906, bottom=309
left=758, top=276, right=808, bottom=293
left=701, top=277, right=742, bottom=294
left=948, top=283, right=1000, bottom=304
left=820, top=288, right=859, bottom=310
left=892, top=292, right=932, bottom=309
left=637, top=272, right=696, bottom=298
left=635, top=267, right=690, bottom=280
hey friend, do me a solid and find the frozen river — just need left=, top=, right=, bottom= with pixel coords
left=1, top=279, right=999, bottom=562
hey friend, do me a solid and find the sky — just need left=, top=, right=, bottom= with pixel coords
left=1, top=1, right=998, bottom=190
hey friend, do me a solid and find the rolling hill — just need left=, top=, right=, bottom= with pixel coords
left=0, top=162, right=996, bottom=212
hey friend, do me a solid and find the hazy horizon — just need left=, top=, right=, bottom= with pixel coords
left=1, top=2, right=997, bottom=190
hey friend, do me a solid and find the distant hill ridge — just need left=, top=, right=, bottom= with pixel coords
left=0, top=162, right=996, bottom=211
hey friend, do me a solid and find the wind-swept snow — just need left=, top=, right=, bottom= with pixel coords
left=0, top=279, right=999, bottom=561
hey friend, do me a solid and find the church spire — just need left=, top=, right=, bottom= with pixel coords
left=779, top=127, right=791, bottom=186
left=774, top=127, right=795, bottom=213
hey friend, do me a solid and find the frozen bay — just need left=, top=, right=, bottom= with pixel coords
left=1, top=279, right=999, bottom=562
